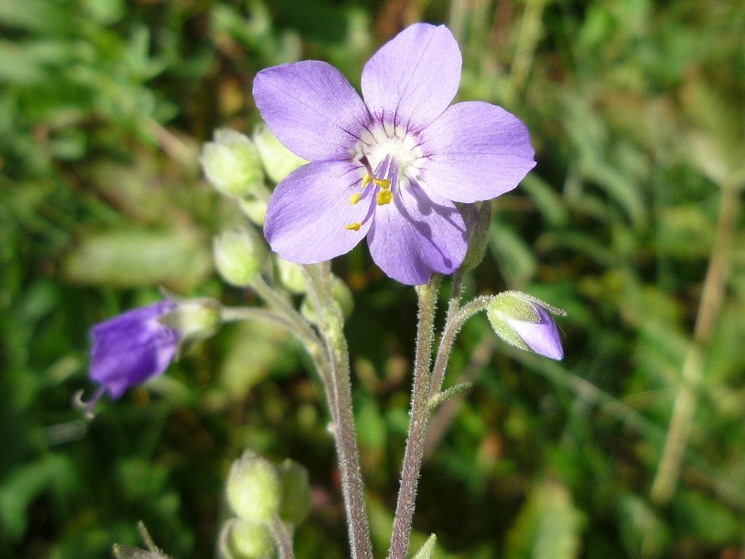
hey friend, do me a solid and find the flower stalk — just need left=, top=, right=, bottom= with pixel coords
left=269, top=516, right=295, bottom=559
left=304, top=263, right=373, bottom=559
left=388, top=277, right=441, bottom=559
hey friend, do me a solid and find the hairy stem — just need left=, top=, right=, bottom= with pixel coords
left=305, top=264, right=373, bottom=559
left=222, top=292, right=336, bottom=416
left=650, top=184, right=739, bottom=505
left=429, top=295, right=493, bottom=398
left=269, top=516, right=295, bottom=559
left=388, top=277, right=441, bottom=559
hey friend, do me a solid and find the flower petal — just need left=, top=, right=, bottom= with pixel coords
left=361, top=24, right=461, bottom=130
left=420, top=101, right=536, bottom=203
left=90, top=301, right=179, bottom=398
left=253, top=61, right=370, bottom=161
left=264, top=161, right=372, bottom=264
left=367, top=183, right=467, bottom=285
left=509, top=306, right=564, bottom=360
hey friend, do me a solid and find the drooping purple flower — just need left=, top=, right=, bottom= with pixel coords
left=85, top=301, right=180, bottom=410
left=253, top=23, right=536, bottom=285
left=486, top=291, right=565, bottom=360
left=79, top=297, right=222, bottom=416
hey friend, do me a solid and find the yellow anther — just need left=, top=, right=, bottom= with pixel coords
left=344, top=222, right=362, bottom=231
left=376, top=190, right=393, bottom=206
left=362, top=173, right=372, bottom=187
left=373, top=178, right=391, bottom=190
left=349, top=193, right=362, bottom=205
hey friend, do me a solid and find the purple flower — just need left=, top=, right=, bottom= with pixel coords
left=85, top=301, right=180, bottom=410
left=486, top=292, right=565, bottom=360
left=253, top=23, right=536, bottom=285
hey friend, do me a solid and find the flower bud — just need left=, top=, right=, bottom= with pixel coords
left=252, top=124, right=306, bottom=183
left=219, top=518, right=274, bottom=559
left=239, top=198, right=268, bottom=227
left=486, top=291, right=565, bottom=360
left=213, top=228, right=266, bottom=287
left=276, top=459, right=311, bottom=526
left=158, top=296, right=222, bottom=344
left=201, top=129, right=264, bottom=198
left=275, top=257, right=307, bottom=294
left=226, top=451, right=281, bottom=524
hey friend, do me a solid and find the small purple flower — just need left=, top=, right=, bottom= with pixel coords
left=487, top=292, right=565, bottom=360
left=84, top=301, right=180, bottom=411
left=253, top=23, right=536, bottom=285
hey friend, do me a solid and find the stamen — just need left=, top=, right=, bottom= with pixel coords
left=344, top=222, right=362, bottom=231
left=373, top=178, right=391, bottom=190
left=349, top=193, right=362, bottom=205
left=376, top=190, right=393, bottom=205
left=362, top=173, right=372, bottom=187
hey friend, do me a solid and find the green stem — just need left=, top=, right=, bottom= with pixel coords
left=251, top=276, right=318, bottom=343
left=221, top=295, right=335, bottom=402
left=304, top=264, right=373, bottom=559
left=388, top=276, right=441, bottom=559
left=220, top=306, right=307, bottom=339
left=429, top=295, right=493, bottom=398
left=269, top=516, right=295, bottom=559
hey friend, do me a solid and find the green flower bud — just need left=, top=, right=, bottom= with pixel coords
left=219, top=518, right=274, bottom=559
left=275, top=257, right=307, bottom=294
left=252, top=124, right=306, bottom=183
left=226, top=451, right=281, bottom=524
left=486, top=291, right=566, bottom=360
left=239, top=198, right=268, bottom=227
left=201, top=129, right=264, bottom=198
left=277, top=459, right=311, bottom=526
left=158, top=295, right=221, bottom=345
left=213, top=228, right=266, bottom=287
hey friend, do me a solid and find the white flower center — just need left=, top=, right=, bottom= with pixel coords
left=354, top=123, right=424, bottom=185
left=342, top=123, right=425, bottom=232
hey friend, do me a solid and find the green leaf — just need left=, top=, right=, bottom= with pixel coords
left=505, top=479, right=583, bottom=559
left=428, top=383, right=473, bottom=412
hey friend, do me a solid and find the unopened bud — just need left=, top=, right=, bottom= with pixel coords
left=486, top=291, right=565, bottom=360
left=277, top=459, right=311, bottom=526
left=239, top=198, right=268, bottom=227
left=201, top=129, right=263, bottom=198
left=276, top=258, right=307, bottom=294
left=226, top=451, right=281, bottom=524
left=252, top=124, right=306, bottom=183
left=213, top=228, right=265, bottom=287
left=158, top=295, right=221, bottom=345
left=218, top=518, right=274, bottom=559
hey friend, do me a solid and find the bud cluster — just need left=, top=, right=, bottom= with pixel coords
left=219, top=451, right=311, bottom=559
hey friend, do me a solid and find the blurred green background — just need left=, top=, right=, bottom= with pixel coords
left=2, top=0, right=744, bottom=557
